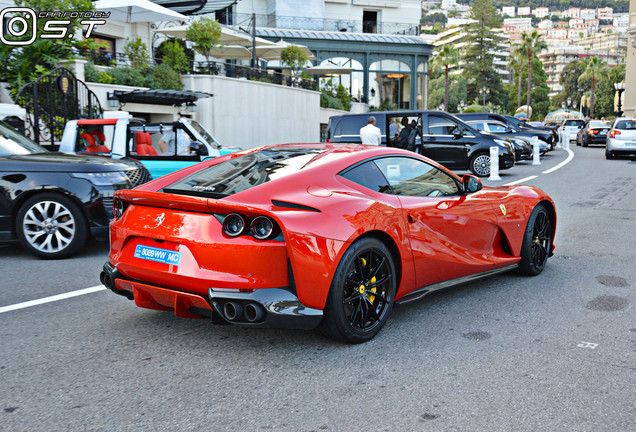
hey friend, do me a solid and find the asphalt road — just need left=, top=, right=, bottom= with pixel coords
left=1, top=145, right=634, bottom=432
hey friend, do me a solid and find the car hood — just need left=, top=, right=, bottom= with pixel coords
left=0, top=152, right=139, bottom=173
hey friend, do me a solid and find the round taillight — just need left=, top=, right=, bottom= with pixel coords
left=223, top=213, right=246, bottom=237
left=251, top=216, right=277, bottom=240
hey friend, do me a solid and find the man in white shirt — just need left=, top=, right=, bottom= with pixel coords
left=360, top=116, right=382, bottom=145
left=158, top=128, right=191, bottom=154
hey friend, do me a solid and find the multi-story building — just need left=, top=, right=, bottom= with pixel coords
left=569, top=28, right=589, bottom=40
left=580, top=9, right=596, bottom=20
left=502, top=6, right=515, bottom=17
left=533, top=7, right=549, bottom=19
left=434, top=26, right=512, bottom=85
left=517, top=7, right=531, bottom=16
left=569, top=18, right=584, bottom=28
left=585, top=19, right=600, bottom=32
left=566, top=7, right=580, bottom=18
left=614, top=14, right=630, bottom=32
left=503, top=18, right=533, bottom=33
left=625, top=0, right=635, bottom=116
left=538, top=20, right=553, bottom=30
left=230, top=0, right=432, bottom=110
left=539, top=47, right=624, bottom=97
left=573, top=33, right=628, bottom=53
left=597, top=7, right=614, bottom=20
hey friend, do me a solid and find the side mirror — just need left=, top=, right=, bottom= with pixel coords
left=190, top=141, right=208, bottom=156
left=462, top=174, right=482, bottom=193
left=453, top=129, right=464, bottom=139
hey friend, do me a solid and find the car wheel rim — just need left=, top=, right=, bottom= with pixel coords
left=531, top=211, right=551, bottom=268
left=473, top=155, right=490, bottom=176
left=22, top=200, right=76, bottom=253
left=342, top=249, right=392, bottom=333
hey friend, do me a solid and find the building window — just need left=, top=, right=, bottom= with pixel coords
left=363, top=10, right=379, bottom=34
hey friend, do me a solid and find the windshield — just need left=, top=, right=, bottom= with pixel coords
left=163, top=147, right=326, bottom=199
left=182, top=119, right=221, bottom=148
left=614, top=120, right=636, bottom=130
left=589, top=121, right=606, bottom=128
left=0, top=122, right=48, bottom=157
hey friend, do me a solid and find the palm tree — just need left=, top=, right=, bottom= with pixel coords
left=579, top=57, right=607, bottom=118
left=520, top=30, right=547, bottom=112
left=507, top=45, right=525, bottom=108
left=432, top=44, right=460, bottom=112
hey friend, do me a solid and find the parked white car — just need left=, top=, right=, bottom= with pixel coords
left=606, top=117, right=636, bottom=159
left=560, top=119, right=585, bottom=145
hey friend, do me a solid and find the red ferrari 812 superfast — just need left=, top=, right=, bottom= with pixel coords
left=101, top=144, right=556, bottom=343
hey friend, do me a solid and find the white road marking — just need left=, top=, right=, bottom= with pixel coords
left=543, top=147, right=574, bottom=174
left=505, top=175, right=538, bottom=186
left=0, top=285, right=105, bottom=314
left=577, top=341, right=598, bottom=349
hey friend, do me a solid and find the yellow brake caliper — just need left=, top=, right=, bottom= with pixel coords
left=358, top=257, right=377, bottom=303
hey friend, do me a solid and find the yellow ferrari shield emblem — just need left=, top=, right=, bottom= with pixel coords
left=500, top=204, right=507, bottom=215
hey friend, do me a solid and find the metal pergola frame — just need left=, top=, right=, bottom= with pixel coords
left=254, top=28, right=434, bottom=109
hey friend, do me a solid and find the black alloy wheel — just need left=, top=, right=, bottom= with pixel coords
left=319, top=237, right=396, bottom=343
left=518, top=204, right=552, bottom=276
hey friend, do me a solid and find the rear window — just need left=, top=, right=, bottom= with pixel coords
left=564, top=120, right=583, bottom=126
left=589, top=121, right=606, bottom=128
left=614, top=120, right=636, bottom=130
left=163, top=147, right=325, bottom=199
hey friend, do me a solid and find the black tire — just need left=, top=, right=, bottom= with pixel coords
left=469, top=152, right=490, bottom=177
left=605, top=150, right=613, bottom=159
left=319, top=237, right=397, bottom=343
left=517, top=204, right=552, bottom=276
left=16, top=193, right=88, bottom=259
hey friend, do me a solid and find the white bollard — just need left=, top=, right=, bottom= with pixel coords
left=532, top=139, right=541, bottom=165
left=488, top=146, right=501, bottom=181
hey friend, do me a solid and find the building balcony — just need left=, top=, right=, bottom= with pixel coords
left=221, top=12, right=420, bottom=36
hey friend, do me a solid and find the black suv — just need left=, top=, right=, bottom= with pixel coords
left=455, top=113, right=556, bottom=149
left=327, top=110, right=515, bottom=177
left=0, top=122, right=151, bottom=259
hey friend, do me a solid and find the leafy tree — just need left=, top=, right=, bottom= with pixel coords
left=461, top=0, right=505, bottom=108
left=554, top=59, right=587, bottom=108
left=579, top=57, right=607, bottom=118
left=280, top=44, right=309, bottom=78
left=520, top=30, right=547, bottom=110
left=428, top=75, right=467, bottom=113
left=507, top=56, right=550, bottom=119
left=320, top=79, right=351, bottom=111
left=421, top=12, right=447, bottom=26
left=185, top=18, right=222, bottom=64
left=507, top=44, right=525, bottom=109
left=122, top=37, right=149, bottom=70
left=156, top=39, right=193, bottom=74
left=432, top=45, right=460, bottom=112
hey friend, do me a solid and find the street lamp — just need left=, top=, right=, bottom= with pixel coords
left=614, top=82, right=625, bottom=117
left=438, top=104, right=444, bottom=112
left=479, top=86, right=490, bottom=106
left=458, top=100, right=466, bottom=112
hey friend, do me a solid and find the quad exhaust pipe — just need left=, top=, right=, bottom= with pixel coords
left=223, top=302, right=243, bottom=321
left=222, top=301, right=265, bottom=323
left=244, top=303, right=265, bottom=323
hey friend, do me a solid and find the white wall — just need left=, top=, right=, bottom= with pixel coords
left=182, top=75, right=320, bottom=149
